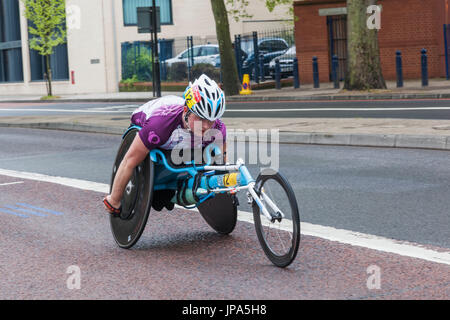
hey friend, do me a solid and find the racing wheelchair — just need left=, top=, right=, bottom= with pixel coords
left=109, top=126, right=300, bottom=267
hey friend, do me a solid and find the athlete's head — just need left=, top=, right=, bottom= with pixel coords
left=183, top=74, right=226, bottom=122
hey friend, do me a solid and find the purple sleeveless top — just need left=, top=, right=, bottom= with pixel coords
left=130, top=95, right=226, bottom=151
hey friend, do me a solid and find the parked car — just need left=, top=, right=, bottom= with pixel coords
left=163, top=44, right=220, bottom=67
left=240, top=38, right=289, bottom=79
left=213, top=48, right=248, bottom=68
left=269, top=46, right=296, bottom=79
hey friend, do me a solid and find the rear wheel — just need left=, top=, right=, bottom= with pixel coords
left=109, top=128, right=154, bottom=249
left=253, top=168, right=300, bottom=267
left=197, top=193, right=238, bottom=235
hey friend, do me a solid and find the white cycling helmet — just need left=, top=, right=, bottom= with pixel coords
left=183, top=74, right=226, bottom=121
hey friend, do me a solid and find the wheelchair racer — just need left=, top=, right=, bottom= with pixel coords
left=103, top=74, right=227, bottom=215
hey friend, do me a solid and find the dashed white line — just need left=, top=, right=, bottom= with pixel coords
left=0, top=168, right=449, bottom=266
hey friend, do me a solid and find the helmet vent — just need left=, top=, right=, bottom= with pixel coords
left=214, top=103, right=221, bottom=118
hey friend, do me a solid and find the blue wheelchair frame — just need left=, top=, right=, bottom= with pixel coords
left=123, top=125, right=259, bottom=211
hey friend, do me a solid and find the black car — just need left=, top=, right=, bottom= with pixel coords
left=239, top=38, right=289, bottom=79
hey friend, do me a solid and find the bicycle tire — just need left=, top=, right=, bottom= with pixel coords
left=252, top=168, right=300, bottom=268
left=109, top=128, right=154, bottom=249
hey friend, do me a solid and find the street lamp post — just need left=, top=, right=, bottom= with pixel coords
left=152, top=0, right=161, bottom=97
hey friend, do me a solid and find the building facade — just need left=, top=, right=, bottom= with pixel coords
left=294, top=0, right=450, bottom=83
left=0, top=0, right=291, bottom=96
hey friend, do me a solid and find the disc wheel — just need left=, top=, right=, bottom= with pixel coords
left=109, top=128, right=154, bottom=249
left=252, top=168, right=300, bottom=268
left=197, top=193, right=238, bottom=235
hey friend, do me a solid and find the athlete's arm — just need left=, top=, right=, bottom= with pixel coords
left=222, top=141, right=227, bottom=163
left=108, top=135, right=149, bottom=208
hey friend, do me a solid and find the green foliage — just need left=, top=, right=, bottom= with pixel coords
left=40, top=95, right=61, bottom=100
left=265, top=0, right=296, bottom=22
left=23, top=0, right=67, bottom=56
left=192, top=63, right=221, bottom=83
left=225, top=0, right=253, bottom=22
left=225, top=0, right=294, bottom=22
left=122, top=48, right=153, bottom=81
left=120, top=74, right=139, bottom=85
left=265, top=0, right=292, bottom=12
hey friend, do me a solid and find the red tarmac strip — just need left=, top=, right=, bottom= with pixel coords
left=0, top=174, right=448, bottom=299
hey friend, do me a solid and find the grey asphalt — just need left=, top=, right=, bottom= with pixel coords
left=2, top=173, right=448, bottom=299
left=1, top=127, right=449, bottom=249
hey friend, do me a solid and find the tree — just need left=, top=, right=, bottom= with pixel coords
left=344, top=0, right=386, bottom=90
left=23, top=0, right=67, bottom=97
left=210, top=0, right=241, bottom=96
left=212, top=0, right=295, bottom=95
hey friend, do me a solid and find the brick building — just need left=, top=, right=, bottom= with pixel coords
left=294, top=0, right=450, bottom=83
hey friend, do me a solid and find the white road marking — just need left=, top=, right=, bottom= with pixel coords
left=226, top=107, right=450, bottom=112
left=0, top=108, right=132, bottom=113
left=0, top=168, right=449, bottom=266
left=0, top=169, right=108, bottom=193
left=90, top=105, right=138, bottom=111
left=0, top=181, right=24, bottom=186
left=1, top=106, right=450, bottom=113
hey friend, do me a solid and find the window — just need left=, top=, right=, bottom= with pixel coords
left=259, top=40, right=288, bottom=53
left=27, top=20, right=69, bottom=81
left=123, top=0, right=173, bottom=26
left=201, top=46, right=219, bottom=56
left=274, top=40, right=288, bottom=51
left=0, top=0, right=23, bottom=82
left=29, top=43, right=69, bottom=81
left=180, top=47, right=201, bottom=59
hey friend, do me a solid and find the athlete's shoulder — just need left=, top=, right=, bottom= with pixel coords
left=159, top=95, right=185, bottom=106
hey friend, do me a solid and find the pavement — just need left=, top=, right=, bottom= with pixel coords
left=2, top=78, right=450, bottom=102
left=0, top=78, right=450, bottom=151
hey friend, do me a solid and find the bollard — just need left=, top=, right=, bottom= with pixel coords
left=259, top=54, right=265, bottom=83
left=293, top=57, right=300, bottom=89
left=421, top=48, right=428, bottom=87
left=312, top=56, right=320, bottom=88
left=332, top=55, right=339, bottom=89
left=275, top=59, right=281, bottom=89
left=396, top=51, right=403, bottom=88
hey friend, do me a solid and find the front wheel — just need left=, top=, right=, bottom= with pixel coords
left=252, top=168, right=300, bottom=268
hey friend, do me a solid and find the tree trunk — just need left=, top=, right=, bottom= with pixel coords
left=344, top=0, right=386, bottom=90
left=210, top=0, right=240, bottom=96
left=46, top=54, right=53, bottom=96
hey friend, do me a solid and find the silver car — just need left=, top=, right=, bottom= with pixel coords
left=163, top=44, right=220, bottom=67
